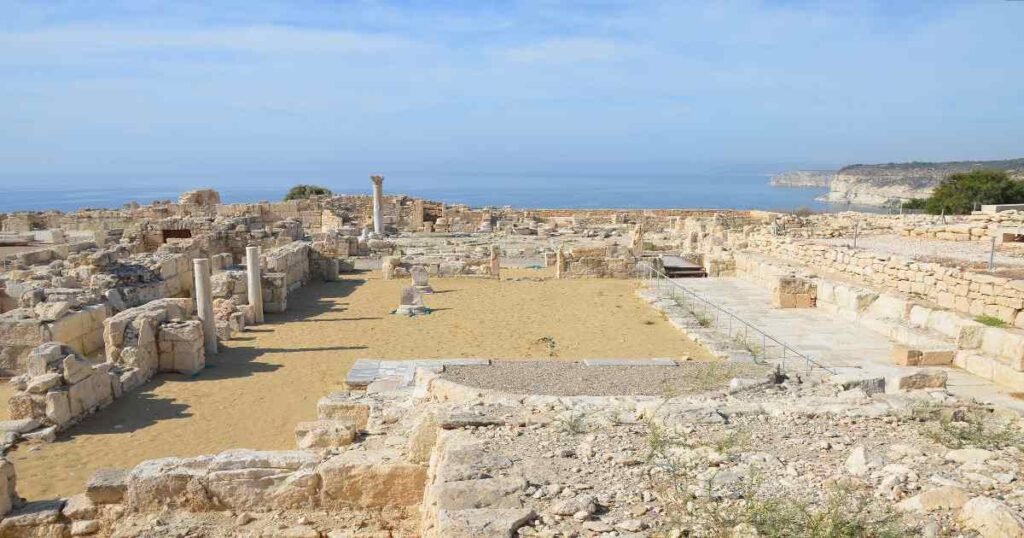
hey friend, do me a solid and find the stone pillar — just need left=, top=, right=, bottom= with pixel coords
left=370, top=175, right=384, bottom=236
left=489, top=245, right=501, bottom=279
left=555, top=247, right=565, bottom=279
left=245, top=246, right=264, bottom=324
left=193, top=258, right=218, bottom=355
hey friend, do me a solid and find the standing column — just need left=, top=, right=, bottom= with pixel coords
left=370, top=174, right=384, bottom=236
left=245, top=246, right=264, bottom=324
left=193, top=258, right=218, bottom=355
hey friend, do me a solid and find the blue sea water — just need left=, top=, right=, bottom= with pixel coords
left=0, top=172, right=833, bottom=213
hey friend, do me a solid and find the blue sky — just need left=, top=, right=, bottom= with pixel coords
left=1, top=1, right=1022, bottom=187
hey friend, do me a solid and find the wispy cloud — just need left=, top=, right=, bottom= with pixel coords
left=0, top=24, right=412, bottom=55
left=0, top=0, right=1021, bottom=177
left=500, top=37, right=631, bottom=64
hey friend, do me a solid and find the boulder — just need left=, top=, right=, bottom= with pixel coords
left=958, top=497, right=1024, bottom=537
left=946, top=448, right=994, bottom=464
left=898, top=486, right=970, bottom=513
left=846, top=445, right=884, bottom=476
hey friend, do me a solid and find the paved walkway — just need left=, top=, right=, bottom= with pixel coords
left=666, top=277, right=1024, bottom=412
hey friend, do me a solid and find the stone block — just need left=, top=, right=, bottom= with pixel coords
left=26, top=342, right=64, bottom=376
left=204, top=450, right=320, bottom=510
left=319, top=450, right=427, bottom=508
left=293, top=420, right=356, bottom=449
left=26, top=373, right=62, bottom=394
left=63, top=354, right=92, bottom=385
left=892, top=370, right=947, bottom=392
left=8, top=392, right=44, bottom=421
left=44, top=389, right=71, bottom=428
left=316, top=393, right=370, bottom=430
left=86, top=469, right=128, bottom=504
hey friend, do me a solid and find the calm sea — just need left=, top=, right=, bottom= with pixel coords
left=0, top=173, right=835, bottom=213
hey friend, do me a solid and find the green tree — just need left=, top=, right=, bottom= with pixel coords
left=923, top=169, right=1024, bottom=215
left=283, top=184, right=332, bottom=201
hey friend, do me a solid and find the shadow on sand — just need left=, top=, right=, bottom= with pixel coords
left=48, top=276, right=370, bottom=439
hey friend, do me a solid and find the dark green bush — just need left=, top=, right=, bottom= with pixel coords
left=923, top=169, right=1024, bottom=215
left=283, top=184, right=332, bottom=201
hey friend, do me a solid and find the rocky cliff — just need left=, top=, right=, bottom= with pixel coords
left=822, top=158, right=1024, bottom=206
left=769, top=170, right=835, bottom=188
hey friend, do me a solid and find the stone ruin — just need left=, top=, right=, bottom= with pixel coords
left=0, top=357, right=1021, bottom=536
left=410, top=265, right=432, bottom=294
left=395, top=286, right=428, bottom=317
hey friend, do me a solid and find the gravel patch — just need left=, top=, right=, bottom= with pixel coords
left=441, top=360, right=770, bottom=397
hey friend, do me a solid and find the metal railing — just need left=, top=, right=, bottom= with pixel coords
left=639, top=261, right=835, bottom=374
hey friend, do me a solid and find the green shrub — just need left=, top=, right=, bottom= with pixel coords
left=283, top=184, right=332, bottom=201
left=975, top=315, right=1008, bottom=328
left=923, top=169, right=1024, bottom=215
left=900, top=198, right=927, bottom=210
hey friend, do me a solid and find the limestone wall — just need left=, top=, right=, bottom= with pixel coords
left=557, top=246, right=656, bottom=279
left=750, top=237, right=1024, bottom=327
left=731, top=250, right=1024, bottom=389
left=103, top=298, right=202, bottom=386
left=0, top=304, right=108, bottom=377
left=8, top=343, right=120, bottom=432
left=381, top=256, right=496, bottom=279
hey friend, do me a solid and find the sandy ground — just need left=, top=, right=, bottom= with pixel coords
left=7, top=269, right=709, bottom=500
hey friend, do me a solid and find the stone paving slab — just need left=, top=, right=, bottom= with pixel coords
left=655, top=277, right=1024, bottom=412
left=345, top=358, right=492, bottom=388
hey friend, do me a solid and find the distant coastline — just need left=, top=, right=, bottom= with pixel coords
left=769, top=170, right=835, bottom=188
left=0, top=173, right=832, bottom=214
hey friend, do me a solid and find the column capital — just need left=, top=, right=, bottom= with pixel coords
left=370, top=175, right=384, bottom=187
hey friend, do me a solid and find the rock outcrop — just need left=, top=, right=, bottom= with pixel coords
left=769, top=170, right=834, bottom=188
left=822, top=158, right=1024, bottom=206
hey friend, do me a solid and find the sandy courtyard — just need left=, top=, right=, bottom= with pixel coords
left=7, top=270, right=709, bottom=500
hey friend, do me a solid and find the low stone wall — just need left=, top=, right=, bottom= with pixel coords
left=557, top=247, right=658, bottom=279
left=381, top=256, right=496, bottom=280
left=901, top=210, right=1024, bottom=242
left=103, top=298, right=203, bottom=386
left=1, top=300, right=206, bottom=436
left=0, top=304, right=108, bottom=377
left=744, top=235, right=1024, bottom=327
left=8, top=343, right=120, bottom=432
left=263, top=242, right=310, bottom=293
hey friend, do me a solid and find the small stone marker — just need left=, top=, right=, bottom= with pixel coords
left=410, top=265, right=433, bottom=293
left=395, top=286, right=429, bottom=316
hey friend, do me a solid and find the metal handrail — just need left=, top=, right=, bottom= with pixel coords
left=639, top=261, right=835, bottom=374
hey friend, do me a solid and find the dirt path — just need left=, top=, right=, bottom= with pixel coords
left=8, top=270, right=709, bottom=500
